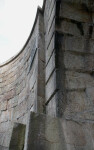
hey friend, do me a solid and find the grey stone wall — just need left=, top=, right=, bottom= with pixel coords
left=44, top=0, right=57, bottom=117
left=0, top=0, right=94, bottom=149
left=55, top=0, right=94, bottom=120
left=25, top=112, right=94, bottom=150
left=0, top=9, right=45, bottom=148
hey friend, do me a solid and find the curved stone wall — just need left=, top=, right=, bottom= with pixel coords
left=1, top=0, right=94, bottom=149
left=0, top=24, right=37, bottom=123
left=0, top=6, right=45, bottom=148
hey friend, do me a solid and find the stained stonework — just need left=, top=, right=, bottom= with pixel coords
left=0, top=0, right=94, bottom=149
left=25, top=112, right=94, bottom=150
left=9, top=123, right=26, bottom=150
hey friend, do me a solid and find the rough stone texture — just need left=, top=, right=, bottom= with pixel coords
left=0, top=122, right=13, bottom=150
left=55, top=0, right=94, bottom=119
left=25, top=112, right=66, bottom=150
left=25, top=112, right=94, bottom=150
left=0, top=0, right=94, bottom=149
left=0, top=146, right=8, bottom=150
left=9, top=123, right=26, bottom=150
left=0, top=7, right=45, bottom=149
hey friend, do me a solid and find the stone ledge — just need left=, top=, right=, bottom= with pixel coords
left=25, top=112, right=94, bottom=150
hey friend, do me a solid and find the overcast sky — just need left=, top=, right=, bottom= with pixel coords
left=0, top=0, right=43, bottom=63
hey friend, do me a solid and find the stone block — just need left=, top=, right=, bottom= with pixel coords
left=56, top=20, right=81, bottom=37
left=8, top=96, right=18, bottom=109
left=86, top=87, right=94, bottom=105
left=3, top=129, right=13, bottom=148
left=46, top=71, right=56, bottom=102
left=46, top=93, right=57, bottom=117
left=18, top=89, right=26, bottom=104
left=25, top=112, right=66, bottom=150
left=28, top=84, right=37, bottom=111
left=0, top=110, right=9, bottom=123
left=65, top=91, right=87, bottom=114
left=17, top=112, right=28, bottom=125
left=0, top=101, right=7, bottom=111
left=48, top=0, right=55, bottom=21
left=46, top=52, right=55, bottom=82
left=25, top=112, right=94, bottom=150
left=0, top=121, right=13, bottom=132
left=0, top=146, right=8, bottom=150
left=65, top=71, right=94, bottom=90
left=46, top=19, right=55, bottom=50
left=64, top=52, right=94, bottom=72
left=60, top=2, right=90, bottom=23
left=62, top=120, right=86, bottom=146
left=46, top=34, right=55, bottom=64
left=29, top=65, right=38, bottom=90
left=60, top=0, right=89, bottom=5
left=64, top=36, right=94, bottom=54
left=9, top=123, right=26, bottom=150
left=13, top=101, right=27, bottom=120
left=47, top=3, right=55, bottom=34
left=3, top=89, right=15, bottom=101
left=64, top=52, right=84, bottom=71
left=64, top=36, right=84, bottom=53
left=92, top=27, right=94, bottom=39
left=0, top=133, right=5, bottom=145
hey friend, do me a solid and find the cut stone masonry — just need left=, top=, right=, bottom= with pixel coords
left=0, top=0, right=94, bottom=149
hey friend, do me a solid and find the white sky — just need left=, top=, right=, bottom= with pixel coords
left=0, top=0, right=43, bottom=63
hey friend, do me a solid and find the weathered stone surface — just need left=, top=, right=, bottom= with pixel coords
left=25, top=112, right=94, bottom=150
left=64, top=52, right=84, bottom=71
left=62, top=120, right=86, bottom=146
left=25, top=112, right=66, bottom=150
left=86, top=87, right=94, bottom=105
left=0, top=6, right=45, bottom=148
left=47, top=3, right=55, bottom=34
left=3, top=129, right=13, bottom=148
left=46, top=34, right=55, bottom=64
left=0, top=0, right=94, bottom=149
left=64, top=52, right=94, bottom=72
left=46, top=71, right=56, bottom=102
left=0, top=101, right=7, bottom=111
left=0, top=111, right=9, bottom=123
left=65, top=71, right=94, bottom=90
left=48, top=0, right=55, bottom=21
left=60, top=2, right=90, bottom=23
left=46, top=52, right=55, bottom=82
left=9, top=123, right=26, bottom=150
left=66, top=91, right=87, bottom=113
left=46, top=93, right=57, bottom=117
left=64, top=36, right=84, bottom=52
left=8, top=96, right=18, bottom=109
left=61, top=35, right=94, bottom=54
left=56, top=20, right=81, bottom=37
left=0, top=133, right=5, bottom=146
left=0, top=146, right=8, bottom=150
